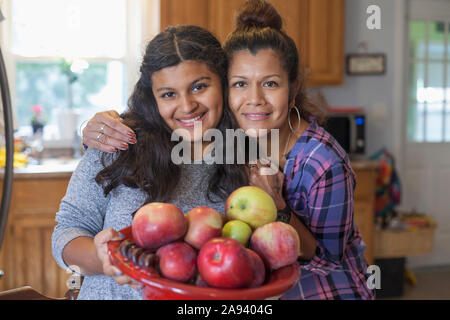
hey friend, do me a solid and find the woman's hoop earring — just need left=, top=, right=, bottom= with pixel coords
left=288, top=106, right=301, bottom=133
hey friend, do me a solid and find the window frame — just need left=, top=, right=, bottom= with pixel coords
left=407, top=0, right=450, bottom=143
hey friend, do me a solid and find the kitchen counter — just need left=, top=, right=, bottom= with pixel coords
left=0, top=158, right=80, bottom=179
left=1, top=158, right=379, bottom=179
left=351, top=160, right=380, bottom=170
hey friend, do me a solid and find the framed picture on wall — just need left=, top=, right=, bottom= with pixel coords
left=346, top=54, right=386, bottom=75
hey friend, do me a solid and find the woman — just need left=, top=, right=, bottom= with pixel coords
left=81, top=0, right=374, bottom=300
left=52, top=25, right=249, bottom=300
left=224, top=1, right=373, bottom=300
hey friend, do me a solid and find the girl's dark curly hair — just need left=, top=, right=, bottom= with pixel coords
left=95, top=25, right=247, bottom=203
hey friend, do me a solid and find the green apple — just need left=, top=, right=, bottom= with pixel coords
left=222, top=220, right=252, bottom=247
left=225, top=186, right=277, bottom=229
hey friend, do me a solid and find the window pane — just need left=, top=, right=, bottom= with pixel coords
left=448, top=23, right=450, bottom=60
left=410, top=62, right=425, bottom=101
left=71, top=61, right=126, bottom=110
left=407, top=101, right=416, bottom=141
left=409, top=21, right=427, bottom=59
left=12, top=0, right=127, bottom=58
left=424, top=62, right=445, bottom=103
left=447, top=62, right=450, bottom=141
left=425, top=103, right=444, bottom=142
left=408, top=101, right=424, bottom=142
left=417, top=103, right=425, bottom=142
left=15, top=62, right=65, bottom=127
left=445, top=63, right=450, bottom=142
left=15, top=61, right=126, bottom=127
left=429, top=22, right=445, bottom=60
left=447, top=62, right=450, bottom=102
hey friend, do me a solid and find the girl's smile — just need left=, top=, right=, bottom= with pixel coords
left=176, top=111, right=208, bottom=127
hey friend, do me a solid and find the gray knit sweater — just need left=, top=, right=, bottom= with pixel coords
left=52, top=148, right=224, bottom=300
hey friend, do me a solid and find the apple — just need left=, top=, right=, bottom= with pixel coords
left=184, top=207, right=224, bottom=250
left=246, top=248, right=266, bottom=288
left=156, top=242, right=197, bottom=283
left=222, top=220, right=252, bottom=247
left=225, top=186, right=277, bottom=229
left=250, top=222, right=300, bottom=270
left=132, top=202, right=187, bottom=250
left=197, top=238, right=254, bottom=289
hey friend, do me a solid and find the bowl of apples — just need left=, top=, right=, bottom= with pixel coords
left=107, top=187, right=302, bottom=300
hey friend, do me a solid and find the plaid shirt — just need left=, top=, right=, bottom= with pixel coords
left=280, top=118, right=375, bottom=300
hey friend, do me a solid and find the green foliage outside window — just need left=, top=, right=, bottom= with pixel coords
left=15, top=61, right=107, bottom=127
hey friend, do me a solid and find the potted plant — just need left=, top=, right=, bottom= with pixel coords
left=30, top=104, right=46, bottom=134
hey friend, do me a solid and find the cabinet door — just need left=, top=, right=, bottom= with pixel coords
left=161, top=0, right=210, bottom=30
left=207, top=0, right=242, bottom=43
left=354, top=202, right=374, bottom=265
left=353, top=167, right=377, bottom=265
left=2, top=215, right=69, bottom=298
left=303, top=0, right=345, bottom=86
left=0, top=177, right=71, bottom=298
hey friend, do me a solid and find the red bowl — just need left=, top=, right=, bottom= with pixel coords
left=108, top=226, right=301, bottom=300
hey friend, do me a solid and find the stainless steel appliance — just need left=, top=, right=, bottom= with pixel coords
left=325, top=107, right=366, bottom=159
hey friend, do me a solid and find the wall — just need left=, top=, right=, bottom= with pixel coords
left=317, top=0, right=450, bottom=269
left=315, top=0, right=406, bottom=161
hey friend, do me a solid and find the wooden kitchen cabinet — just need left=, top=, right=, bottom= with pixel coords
left=300, top=0, right=345, bottom=86
left=352, top=162, right=379, bottom=265
left=161, top=0, right=210, bottom=31
left=160, top=0, right=345, bottom=86
left=0, top=174, right=72, bottom=298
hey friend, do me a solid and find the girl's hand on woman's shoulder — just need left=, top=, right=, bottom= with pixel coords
left=247, top=160, right=287, bottom=210
left=82, top=110, right=137, bottom=153
left=93, top=228, right=143, bottom=290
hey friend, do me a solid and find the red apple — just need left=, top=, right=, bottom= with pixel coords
left=132, top=202, right=187, bottom=250
left=184, top=207, right=224, bottom=250
left=197, top=238, right=254, bottom=289
left=246, top=248, right=266, bottom=288
left=156, top=242, right=197, bottom=283
left=225, top=186, right=277, bottom=229
left=250, top=222, right=300, bottom=270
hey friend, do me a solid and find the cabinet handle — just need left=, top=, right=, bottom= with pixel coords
left=0, top=269, right=4, bottom=279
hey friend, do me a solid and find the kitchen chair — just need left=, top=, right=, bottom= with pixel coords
left=0, top=281, right=82, bottom=300
left=0, top=269, right=83, bottom=300
left=0, top=286, right=63, bottom=300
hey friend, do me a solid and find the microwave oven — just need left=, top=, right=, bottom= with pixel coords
left=325, top=107, right=366, bottom=159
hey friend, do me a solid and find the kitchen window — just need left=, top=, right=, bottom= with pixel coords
left=408, top=19, right=450, bottom=142
left=1, top=0, right=144, bottom=143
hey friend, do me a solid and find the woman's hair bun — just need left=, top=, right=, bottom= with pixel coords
left=235, top=0, right=283, bottom=31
